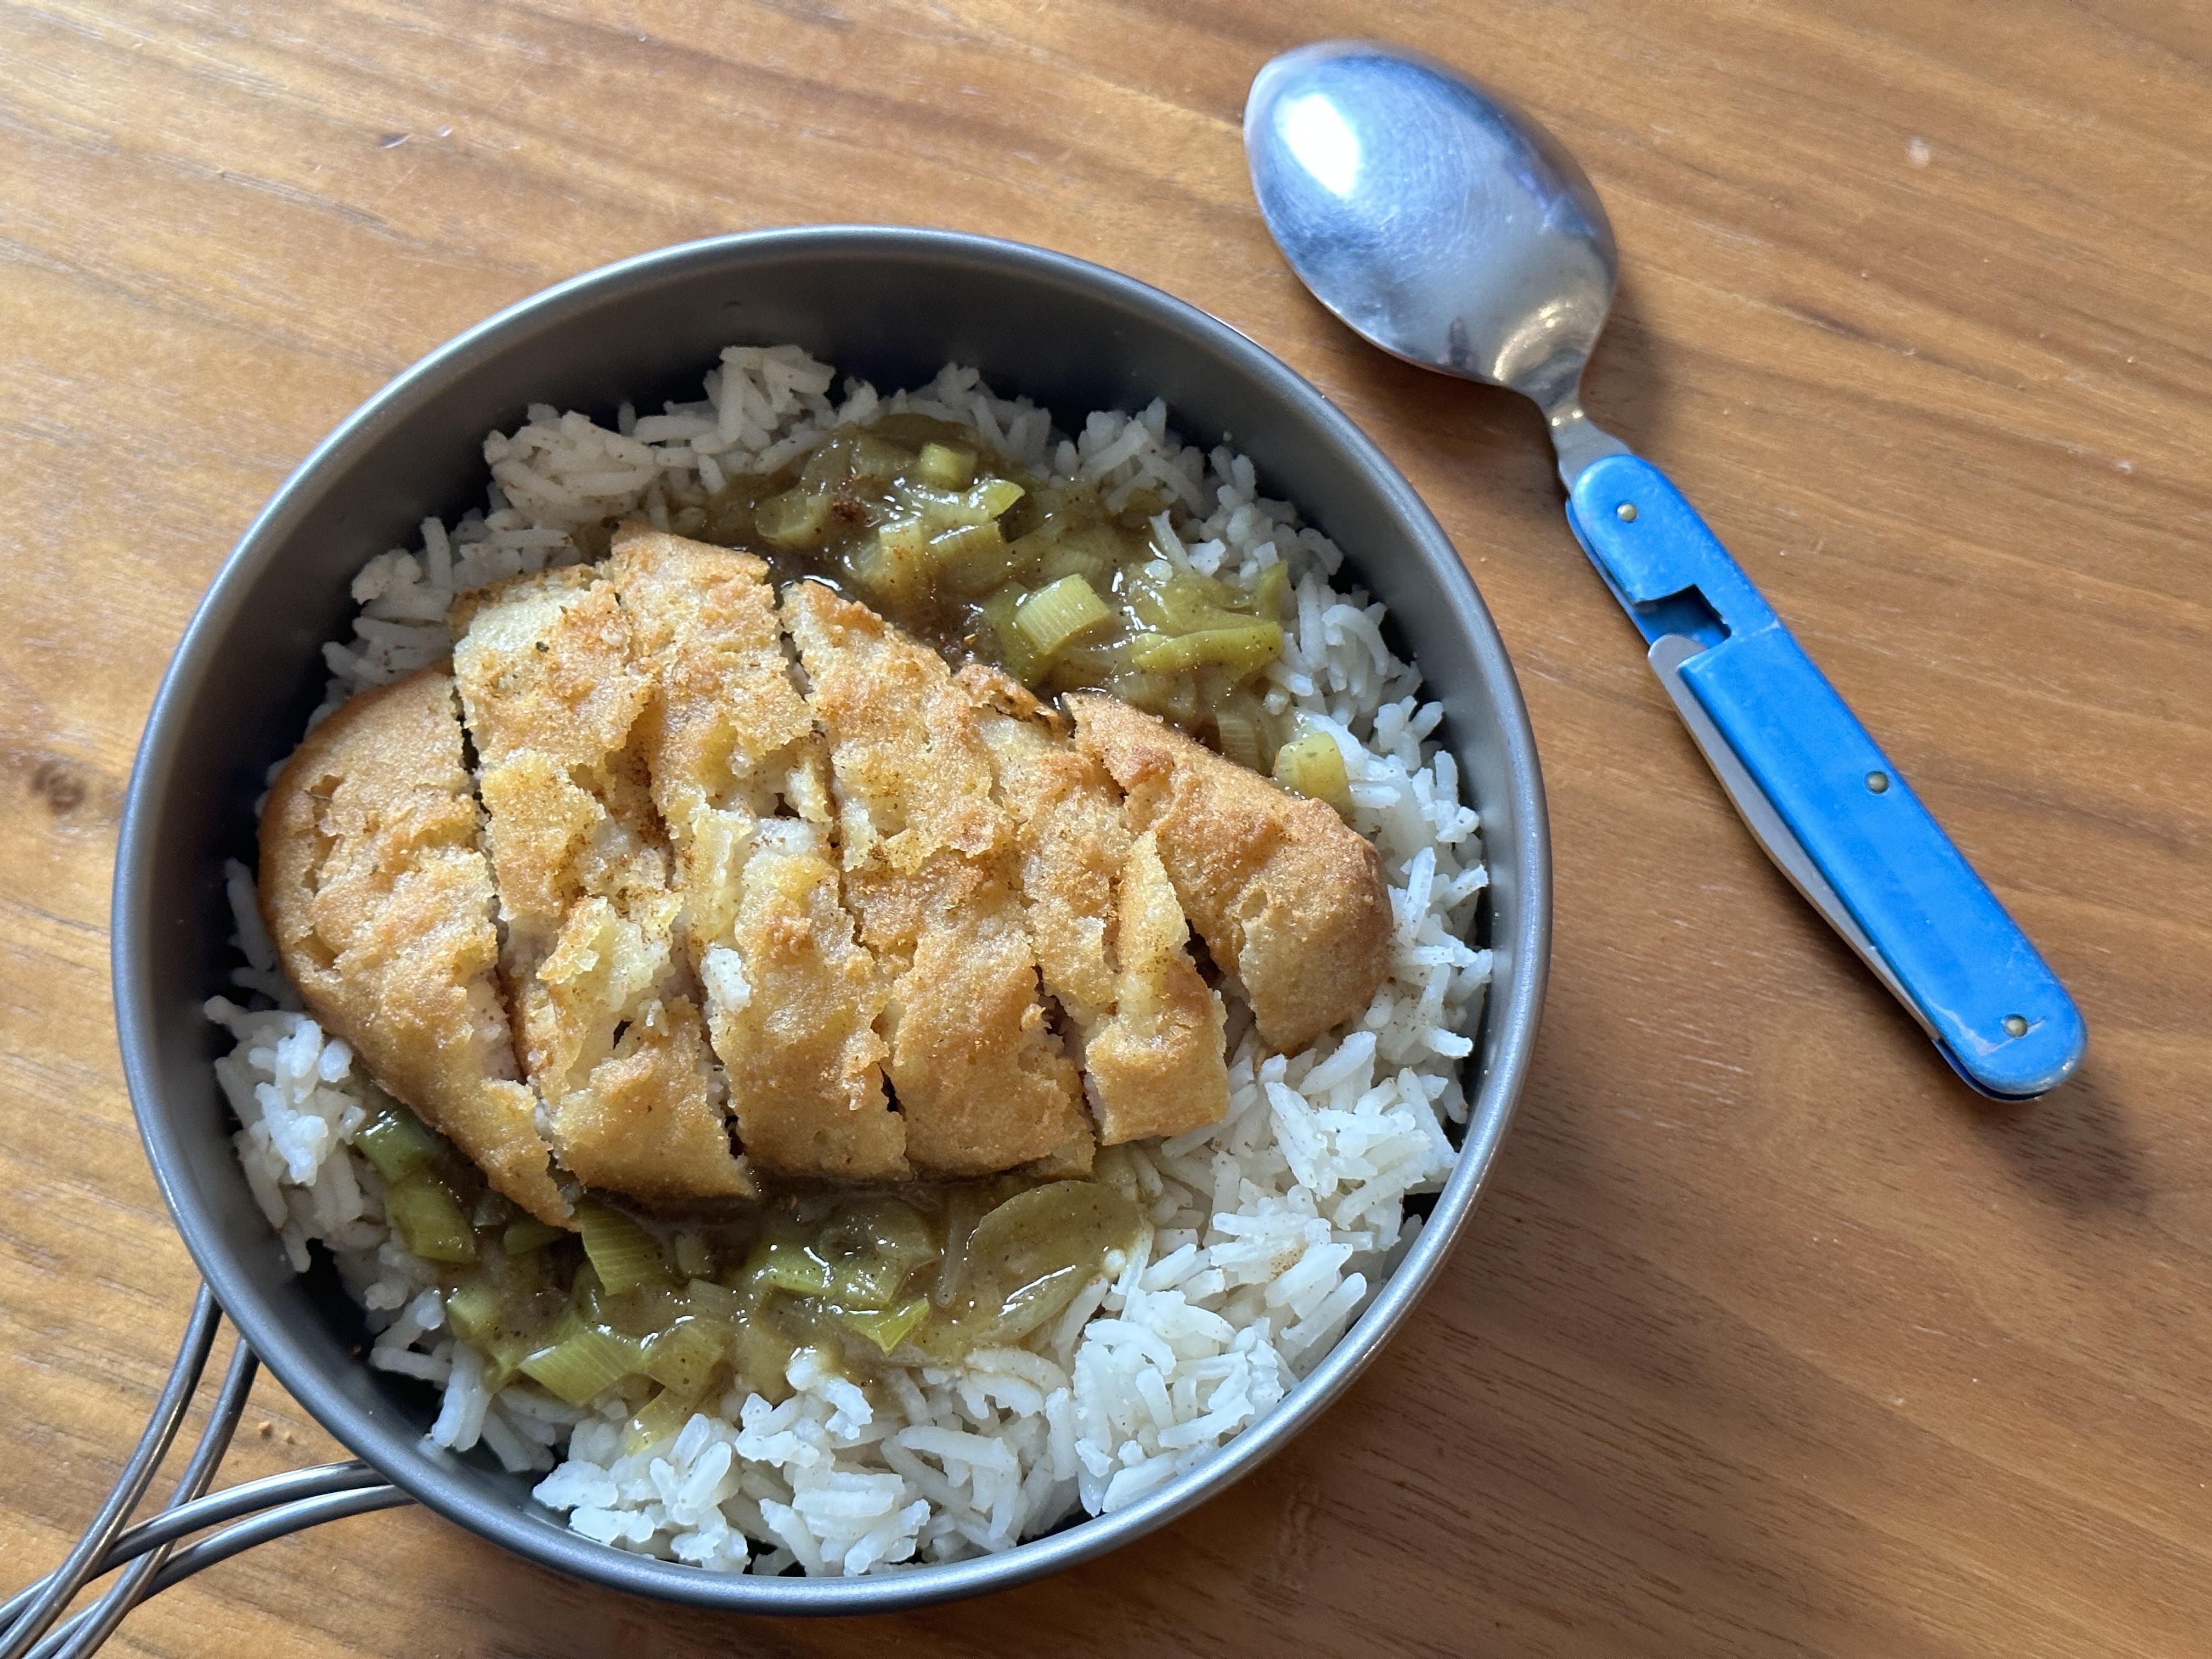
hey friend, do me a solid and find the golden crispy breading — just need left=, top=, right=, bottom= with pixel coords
left=889, top=855, right=1089, bottom=1174
left=782, top=581, right=998, bottom=874
left=541, top=996, right=753, bottom=1203
left=962, top=667, right=1124, bottom=1025
left=258, top=667, right=567, bottom=1224
left=451, top=567, right=644, bottom=775
left=605, top=524, right=828, bottom=835
left=964, top=670, right=1228, bottom=1144
left=455, top=569, right=752, bottom=1204
left=1069, top=693, right=1392, bottom=1054
left=704, top=821, right=905, bottom=1182
left=453, top=569, right=665, bottom=996
left=608, top=528, right=901, bottom=1182
left=785, top=584, right=1088, bottom=1175
left=1080, top=831, right=1231, bottom=1143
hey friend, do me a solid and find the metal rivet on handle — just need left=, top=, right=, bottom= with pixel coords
left=2003, top=1014, right=2029, bottom=1038
left=1615, top=503, right=1637, bottom=521
left=1866, top=771, right=1890, bottom=793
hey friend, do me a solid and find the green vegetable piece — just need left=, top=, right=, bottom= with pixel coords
left=755, top=486, right=830, bottom=549
left=384, top=1175, right=477, bottom=1265
left=970, top=477, right=1025, bottom=518
left=624, top=1383, right=707, bottom=1455
left=916, top=442, right=977, bottom=488
left=827, top=1203, right=938, bottom=1309
left=738, top=1199, right=939, bottom=1312
left=577, top=1202, right=668, bottom=1296
left=1146, top=570, right=1256, bottom=634
left=1212, top=699, right=1270, bottom=775
left=851, top=518, right=933, bottom=610
left=569, top=1260, right=606, bottom=1327
left=932, top=538, right=1026, bottom=600
left=981, top=583, right=1043, bottom=684
left=599, top=1279, right=690, bottom=1340
left=642, top=1316, right=731, bottom=1397
left=1128, top=622, right=1283, bottom=679
left=1097, top=667, right=1186, bottom=719
left=809, top=1198, right=938, bottom=1307
left=1273, top=729, right=1353, bottom=816
left=684, top=1277, right=751, bottom=1323
left=853, top=1196, right=939, bottom=1263
left=930, top=1186, right=989, bottom=1309
left=519, top=1328, right=645, bottom=1407
left=851, top=435, right=913, bottom=480
left=669, top=1229, right=714, bottom=1280
left=543, top=1298, right=589, bottom=1353
left=443, top=1280, right=507, bottom=1346
left=1032, top=539, right=1111, bottom=589
left=503, top=1216, right=566, bottom=1256
left=838, top=1297, right=930, bottom=1356
left=354, top=1106, right=444, bottom=1185
left=926, top=520, right=1006, bottom=568
left=1014, top=575, right=1114, bottom=661
left=916, top=1180, right=1143, bottom=1359
left=456, top=1282, right=550, bottom=1394
left=1250, top=560, right=1290, bottom=619
left=748, top=1239, right=837, bottom=1298
left=479, top=1338, right=533, bottom=1396
left=729, top=1318, right=797, bottom=1406
left=800, top=433, right=859, bottom=493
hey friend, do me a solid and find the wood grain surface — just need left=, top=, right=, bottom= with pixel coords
left=3, top=1, right=2207, bottom=1654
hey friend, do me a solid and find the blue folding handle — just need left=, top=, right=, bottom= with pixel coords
left=1565, top=453, right=2085, bottom=1099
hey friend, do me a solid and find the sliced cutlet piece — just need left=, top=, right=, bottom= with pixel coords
left=783, top=582, right=1088, bottom=1176
left=605, top=523, right=827, bottom=839
left=707, top=817, right=900, bottom=1180
left=959, top=670, right=1120, bottom=1023
left=258, top=666, right=567, bottom=1224
left=1069, top=693, right=1392, bottom=1055
left=453, top=566, right=752, bottom=1204
left=963, top=669, right=1227, bottom=1144
left=607, top=527, right=903, bottom=1183
left=1080, top=828, right=1232, bottom=1142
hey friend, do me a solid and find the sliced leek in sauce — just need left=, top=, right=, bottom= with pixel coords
left=684, top=413, right=1302, bottom=761
left=357, top=1101, right=1149, bottom=1450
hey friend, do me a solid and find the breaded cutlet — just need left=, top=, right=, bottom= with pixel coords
left=609, top=527, right=904, bottom=1183
left=454, top=567, right=752, bottom=1203
left=784, top=582, right=1091, bottom=1176
left=962, top=668, right=1228, bottom=1146
left=258, top=665, right=567, bottom=1224
left=1069, top=693, right=1392, bottom=1055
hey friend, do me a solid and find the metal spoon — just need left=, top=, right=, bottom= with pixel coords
left=1245, top=39, right=2085, bottom=1099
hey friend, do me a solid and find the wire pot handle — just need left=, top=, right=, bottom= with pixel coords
left=0, top=1284, right=413, bottom=1658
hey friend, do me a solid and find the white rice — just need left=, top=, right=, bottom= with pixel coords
left=215, top=347, right=1490, bottom=1576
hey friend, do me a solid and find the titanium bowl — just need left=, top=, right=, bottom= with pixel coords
left=112, top=225, right=1551, bottom=1613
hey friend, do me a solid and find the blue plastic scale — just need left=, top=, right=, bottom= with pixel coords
left=1566, top=458, right=2084, bottom=1098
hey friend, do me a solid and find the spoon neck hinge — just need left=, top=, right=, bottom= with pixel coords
left=1543, top=396, right=1632, bottom=489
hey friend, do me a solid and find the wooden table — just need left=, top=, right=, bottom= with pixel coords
left=4, top=2, right=2205, bottom=1653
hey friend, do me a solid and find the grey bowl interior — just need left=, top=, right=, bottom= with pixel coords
left=113, top=227, right=1551, bottom=1613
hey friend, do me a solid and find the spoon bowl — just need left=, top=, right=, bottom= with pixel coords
left=1246, top=41, right=1626, bottom=474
